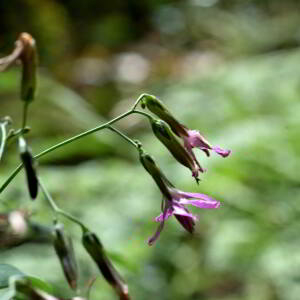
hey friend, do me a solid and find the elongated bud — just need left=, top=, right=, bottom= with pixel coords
left=141, top=94, right=188, bottom=137
left=18, top=136, right=38, bottom=199
left=13, top=277, right=58, bottom=300
left=150, top=119, right=201, bottom=182
left=19, top=33, right=37, bottom=102
left=138, top=147, right=172, bottom=200
left=53, top=222, right=78, bottom=290
left=82, top=231, right=130, bottom=300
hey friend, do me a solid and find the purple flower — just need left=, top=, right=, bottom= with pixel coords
left=141, top=94, right=231, bottom=169
left=148, top=188, right=220, bottom=245
left=138, top=146, right=221, bottom=245
left=182, top=129, right=231, bottom=159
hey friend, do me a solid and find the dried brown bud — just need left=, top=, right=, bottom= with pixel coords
left=53, top=222, right=78, bottom=290
left=18, top=33, right=37, bottom=102
left=82, top=231, right=130, bottom=300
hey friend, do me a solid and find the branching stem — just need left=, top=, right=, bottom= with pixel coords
left=38, top=177, right=88, bottom=231
left=0, top=94, right=154, bottom=194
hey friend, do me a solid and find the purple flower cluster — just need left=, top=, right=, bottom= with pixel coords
left=139, top=94, right=231, bottom=245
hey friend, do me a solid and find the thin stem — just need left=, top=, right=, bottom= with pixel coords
left=107, top=126, right=138, bottom=149
left=0, top=110, right=134, bottom=194
left=38, top=177, right=59, bottom=212
left=0, top=123, right=7, bottom=161
left=22, top=102, right=29, bottom=129
left=0, top=164, right=23, bottom=194
left=132, top=110, right=154, bottom=121
left=39, top=177, right=88, bottom=232
left=0, top=94, right=154, bottom=194
left=131, top=93, right=148, bottom=111
left=35, top=110, right=134, bottom=160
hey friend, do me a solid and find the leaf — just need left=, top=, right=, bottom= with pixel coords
left=25, top=276, right=54, bottom=294
left=0, top=264, right=24, bottom=289
left=0, top=288, right=15, bottom=300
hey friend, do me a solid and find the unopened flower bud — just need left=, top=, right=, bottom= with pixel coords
left=82, top=231, right=130, bottom=300
left=151, top=119, right=202, bottom=182
left=141, top=94, right=187, bottom=137
left=13, top=276, right=58, bottom=300
left=18, top=136, right=38, bottom=199
left=138, top=147, right=172, bottom=200
left=18, top=33, right=37, bottom=102
left=53, top=222, right=78, bottom=290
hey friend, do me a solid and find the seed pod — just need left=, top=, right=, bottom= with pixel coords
left=53, top=222, right=78, bottom=290
left=150, top=119, right=201, bottom=182
left=18, top=136, right=38, bottom=199
left=82, top=231, right=130, bottom=300
left=141, top=94, right=188, bottom=137
left=18, top=33, right=37, bottom=103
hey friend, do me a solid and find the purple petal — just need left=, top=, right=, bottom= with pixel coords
left=154, top=208, right=173, bottom=222
left=179, top=198, right=220, bottom=209
left=172, top=204, right=198, bottom=221
left=175, top=190, right=217, bottom=202
left=186, top=130, right=211, bottom=149
left=174, top=215, right=195, bottom=234
left=148, top=221, right=165, bottom=246
left=212, top=146, right=231, bottom=158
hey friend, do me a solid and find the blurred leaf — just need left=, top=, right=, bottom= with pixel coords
left=0, top=264, right=24, bottom=289
left=25, top=276, right=54, bottom=294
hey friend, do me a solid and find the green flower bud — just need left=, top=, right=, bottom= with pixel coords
left=14, top=277, right=46, bottom=300
left=19, top=33, right=37, bottom=103
left=53, top=222, right=78, bottom=290
left=13, top=276, right=60, bottom=300
left=141, top=94, right=188, bottom=137
left=138, top=147, right=172, bottom=200
left=82, top=231, right=130, bottom=300
left=150, top=119, right=201, bottom=182
left=18, top=137, right=38, bottom=199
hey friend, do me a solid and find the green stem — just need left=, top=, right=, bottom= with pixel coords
left=22, top=102, right=29, bottom=129
left=106, top=125, right=138, bottom=148
left=0, top=94, right=153, bottom=194
left=0, top=164, right=23, bottom=193
left=0, top=122, right=7, bottom=161
left=39, top=177, right=88, bottom=231
left=131, top=93, right=147, bottom=111
left=0, top=110, right=133, bottom=194
left=132, top=110, right=154, bottom=121
left=35, top=110, right=134, bottom=160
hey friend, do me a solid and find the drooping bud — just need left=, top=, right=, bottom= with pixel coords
left=82, top=231, right=130, bottom=300
left=18, top=33, right=37, bottom=103
left=141, top=94, right=188, bottom=137
left=52, top=222, right=78, bottom=290
left=150, top=119, right=202, bottom=182
left=13, top=276, right=58, bottom=300
left=138, top=147, right=172, bottom=200
left=18, top=136, right=38, bottom=199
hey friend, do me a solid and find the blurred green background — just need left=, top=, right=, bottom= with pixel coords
left=1, top=0, right=300, bottom=299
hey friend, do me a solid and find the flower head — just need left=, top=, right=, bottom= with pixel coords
left=182, top=128, right=231, bottom=158
left=150, top=119, right=203, bottom=182
left=148, top=187, right=220, bottom=245
left=141, top=94, right=231, bottom=167
left=138, top=147, right=220, bottom=245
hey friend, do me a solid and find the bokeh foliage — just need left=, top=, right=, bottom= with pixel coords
left=1, top=1, right=300, bottom=299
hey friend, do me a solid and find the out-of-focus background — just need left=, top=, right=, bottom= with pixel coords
left=1, top=0, right=300, bottom=299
